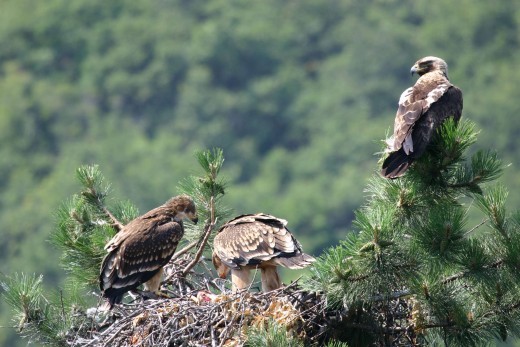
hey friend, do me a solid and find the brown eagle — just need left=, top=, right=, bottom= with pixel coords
left=212, top=214, right=315, bottom=292
left=99, top=195, right=197, bottom=308
left=381, top=56, right=463, bottom=178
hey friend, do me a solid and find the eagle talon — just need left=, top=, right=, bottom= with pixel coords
left=152, top=291, right=171, bottom=299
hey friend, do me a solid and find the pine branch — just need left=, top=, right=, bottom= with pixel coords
left=176, top=148, right=229, bottom=277
left=304, top=119, right=520, bottom=345
left=245, top=318, right=303, bottom=347
left=169, top=241, right=198, bottom=262
left=77, top=165, right=124, bottom=231
left=94, top=201, right=124, bottom=232
left=441, top=259, right=504, bottom=285
left=182, top=196, right=217, bottom=276
left=0, top=273, right=86, bottom=347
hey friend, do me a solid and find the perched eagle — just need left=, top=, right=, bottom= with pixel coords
left=212, top=214, right=315, bottom=292
left=99, top=195, right=198, bottom=308
left=381, top=56, right=463, bottom=178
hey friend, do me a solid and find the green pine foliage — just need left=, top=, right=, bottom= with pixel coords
left=50, top=165, right=136, bottom=288
left=2, top=2, right=520, bottom=344
left=178, top=148, right=230, bottom=244
left=1, top=273, right=74, bottom=346
left=1, top=2, right=520, bottom=346
left=1, top=149, right=229, bottom=345
left=245, top=319, right=302, bottom=347
left=245, top=319, right=351, bottom=347
left=305, top=119, right=520, bottom=346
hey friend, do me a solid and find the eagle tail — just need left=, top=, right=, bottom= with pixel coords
left=275, top=253, right=315, bottom=269
left=381, top=149, right=413, bottom=179
left=99, top=251, right=136, bottom=309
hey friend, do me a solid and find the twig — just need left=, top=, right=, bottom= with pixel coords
left=94, top=199, right=124, bottom=232
left=182, top=196, right=216, bottom=277
left=211, top=325, right=218, bottom=347
left=463, top=218, right=488, bottom=237
left=101, top=322, right=129, bottom=347
left=87, top=187, right=124, bottom=232
left=441, top=258, right=504, bottom=285
left=171, top=241, right=198, bottom=262
left=162, top=241, right=198, bottom=284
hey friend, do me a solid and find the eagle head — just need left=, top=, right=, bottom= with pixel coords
left=410, top=56, right=448, bottom=78
left=166, top=195, right=198, bottom=224
left=212, top=252, right=230, bottom=279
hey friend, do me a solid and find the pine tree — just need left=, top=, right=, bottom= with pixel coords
left=3, top=120, right=520, bottom=346
left=304, top=118, right=520, bottom=346
left=1, top=148, right=228, bottom=346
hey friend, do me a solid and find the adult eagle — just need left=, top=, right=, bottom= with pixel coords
left=381, top=56, right=463, bottom=178
left=99, top=195, right=198, bottom=308
left=212, top=214, right=315, bottom=292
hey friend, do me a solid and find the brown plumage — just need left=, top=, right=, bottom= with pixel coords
left=99, top=195, right=197, bottom=308
left=212, top=213, right=315, bottom=292
left=381, top=56, right=463, bottom=178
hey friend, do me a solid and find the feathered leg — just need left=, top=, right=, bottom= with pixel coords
left=143, top=268, right=168, bottom=298
left=260, top=266, right=281, bottom=291
left=231, top=269, right=252, bottom=291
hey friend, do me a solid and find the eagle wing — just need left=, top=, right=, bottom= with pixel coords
left=117, top=221, right=184, bottom=276
left=213, top=214, right=314, bottom=270
left=392, top=71, right=452, bottom=155
left=100, top=220, right=184, bottom=306
left=409, top=85, right=463, bottom=157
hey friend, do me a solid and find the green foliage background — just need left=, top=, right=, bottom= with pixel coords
left=1, top=0, right=519, bottom=345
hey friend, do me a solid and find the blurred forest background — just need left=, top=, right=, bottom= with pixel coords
left=1, top=0, right=520, bottom=346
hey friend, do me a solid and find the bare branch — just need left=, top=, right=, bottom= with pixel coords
left=182, top=197, right=217, bottom=277
left=99, top=204, right=124, bottom=232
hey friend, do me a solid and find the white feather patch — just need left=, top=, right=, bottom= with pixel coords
left=423, top=83, right=450, bottom=113
left=403, top=135, right=414, bottom=155
left=398, top=87, right=413, bottom=105
left=111, top=278, right=141, bottom=289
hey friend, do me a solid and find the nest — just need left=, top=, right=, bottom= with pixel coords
left=64, top=256, right=419, bottom=347
left=64, top=255, right=327, bottom=347
left=73, top=285, right=324, bottom=347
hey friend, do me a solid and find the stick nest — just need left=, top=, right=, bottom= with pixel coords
left=64, top=256, right=327, bottom=347
left=64, top=256, right=419, bottom=346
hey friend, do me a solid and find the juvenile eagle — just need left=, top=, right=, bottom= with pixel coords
left=381, top=56, right=463, bottom=178
left=212, top=214, right=315, bottom=292
left=99, top=195, right=197, bottom=308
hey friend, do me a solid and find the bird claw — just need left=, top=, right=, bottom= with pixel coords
left=153, top=291, right=171, bottom=299
left=135, top=289, right=171, bottom=300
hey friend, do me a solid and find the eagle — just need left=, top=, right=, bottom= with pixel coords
left=99, top=195, right=198, bottom=308
left=212, top=213, right=315, bottom=292
left=381, top=56, right=463, bottom=178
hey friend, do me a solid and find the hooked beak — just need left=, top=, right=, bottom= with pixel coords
left=410, top=64, right=418, bottom=76
left=191, top=216, right=198, bottom=225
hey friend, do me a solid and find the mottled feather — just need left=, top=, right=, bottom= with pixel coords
left=213, top=214, right=313, bottom=270
left=212, top=213, right=315, bottom=291
left=99, top=195, right=197, bottom=308
left=382, top=56, right=463, bottom=178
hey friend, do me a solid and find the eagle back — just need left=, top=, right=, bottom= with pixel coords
left=214, top=214, right=300, bottom=269
left=393, top=70, right=453, bottom=154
